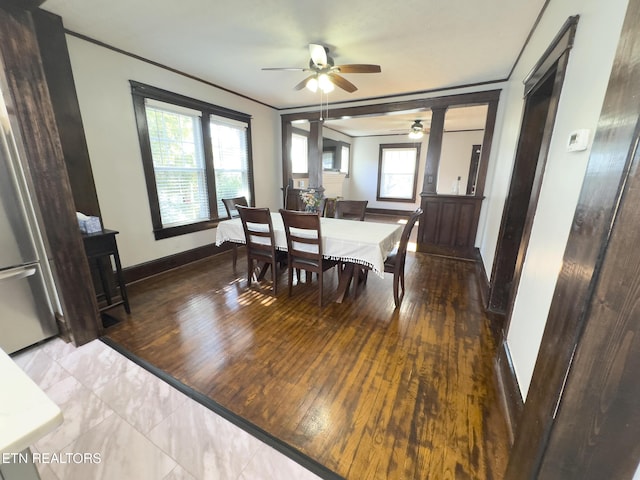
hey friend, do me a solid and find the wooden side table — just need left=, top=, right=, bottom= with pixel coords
left=82, top=229, right=130, bottom=314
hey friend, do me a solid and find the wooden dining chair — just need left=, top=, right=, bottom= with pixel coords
left=321, top=197, right=337, bottom=218
left=384, top=208, right=423, bottom=308
left=237, top=205, right=283, bottom=295
left=221, top=196, right=248, bottom=269
left=222, top=196, right=248, bottom=218
left=335, top=200, right=368, bottom=221
left=279, top=209, right=338, bottom=307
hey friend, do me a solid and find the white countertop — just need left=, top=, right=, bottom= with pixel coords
left=0, top=348, right=63, bottom=454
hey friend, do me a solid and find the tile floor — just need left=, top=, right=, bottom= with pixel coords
left=11, top=337, right=322, bottom=480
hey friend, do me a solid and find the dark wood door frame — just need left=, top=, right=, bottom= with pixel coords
left=465, top=144, right=481, bottom=195
left=488, top=17, right=578, bottom=322
left=505, top=0, right=640, bottom=477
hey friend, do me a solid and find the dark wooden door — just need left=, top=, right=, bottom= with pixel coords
left=487, top=75, right=554, bottom=313
left=488, top=19, right=577, bottom=318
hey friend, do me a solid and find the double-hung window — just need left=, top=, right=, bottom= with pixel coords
left=210, top=115, right=251, bottom=218
left=377, top=143, right=421, bottom=202
left=290, top=130, right=309, bottom=176
left=340, top=144, right=350, bottom=175
left=132, top=81, right=254, bottom=239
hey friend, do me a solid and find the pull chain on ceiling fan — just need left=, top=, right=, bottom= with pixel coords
left=262, top=43, right=382, bottom=94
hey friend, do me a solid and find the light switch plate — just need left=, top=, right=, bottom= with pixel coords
left=567, top=129, right=590, bottom=152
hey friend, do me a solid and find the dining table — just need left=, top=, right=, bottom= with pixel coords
left=215, top=212, right=403, bottom=302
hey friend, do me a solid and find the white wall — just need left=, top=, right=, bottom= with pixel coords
left=348, top=134, right=426, bottom=210
left=477, top=0, right=629, bottom=397
left=437, top=130, right=485, bottom=195
left=65, top=36, right=280, bottom=268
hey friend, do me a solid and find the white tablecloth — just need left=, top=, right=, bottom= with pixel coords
left=216, top=213, right=403, bottom=277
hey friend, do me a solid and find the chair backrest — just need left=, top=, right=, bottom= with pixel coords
left=321, top=197, right=337, bottom=218
left=394, top=208, right=423, bottom=273
left=279, top=209, right=323, bottom=266
left=222, top=196, right=248, bottom=218
left=335, top=200, right=368, bottom=221
left=284, top=185, right=304, bottom=211
left=236, top=205, right=276, bottom=257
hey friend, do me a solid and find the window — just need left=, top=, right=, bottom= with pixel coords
left=291, top=131, right=308, bottom=175
left=132, top=81, right=254, bottom=239
left=322, top=139, right=350, bottom=173
left=145, top=103, right=209, bottom=227
left=340, top=145, right=350, bottom=175
left=322, top=147, right=337, bottom=170
left=377, top=143, right=421, bottom=202
left=210, top=116, right=251, bottom=218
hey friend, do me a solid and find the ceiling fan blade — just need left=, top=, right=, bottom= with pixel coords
left=335, top=64, right=382, bottom=74
left=309, top=43, right=328, bottom=67
left=330, top=74, right=358, bottom=93
left=262, top=67, right=306, bottom=71
left=294, top=75, right=316, bottom=91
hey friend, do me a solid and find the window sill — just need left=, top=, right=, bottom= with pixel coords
left=153, top=219, right=221, bottom=240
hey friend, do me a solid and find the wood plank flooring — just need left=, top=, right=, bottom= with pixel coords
left=104, top=239, right=509, bottom=479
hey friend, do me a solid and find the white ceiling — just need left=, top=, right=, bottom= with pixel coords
left=40, top=0, right=545, bottom=134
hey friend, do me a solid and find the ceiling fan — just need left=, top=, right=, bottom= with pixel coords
left=262, top=44, right=381, bottom=93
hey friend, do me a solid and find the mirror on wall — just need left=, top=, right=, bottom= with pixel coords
left=436, top=104, right=488, bottom=195
left=286, top=119, right=350, bottom=197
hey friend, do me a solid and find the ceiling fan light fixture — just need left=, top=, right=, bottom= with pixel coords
left=408, top=120, right=425, bottom=139
left=317, top=73, right=334, bottom=93
left=306, top=76, right=319, bottom=93
left=264, top=44, right=380, bottom=95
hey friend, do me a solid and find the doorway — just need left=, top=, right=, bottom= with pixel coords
left=466, top=144, right=482, bottom=195
left=488, top=18, right=578, bottom=323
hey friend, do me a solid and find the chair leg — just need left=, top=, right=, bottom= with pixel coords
left=246, top=257, right=253, bottom=288
left=271, top=259, right=277, bottom=296
left=288, top=265, right=293, bottom=297
left=318, top=270, right=323, bottom=307
left=232, top=244, right=238, bottom=270
left=393, top=272, right=401, bottom=308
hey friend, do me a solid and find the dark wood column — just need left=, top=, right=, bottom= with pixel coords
left=31, top=9, right=101, bottom=217
left=0, top=3, right=101, bottom=345
left=474, top=99, right=498, bottom=198
left=308, top=119, right=323, bottom=190
left=421, top=106, right=446, bottom=194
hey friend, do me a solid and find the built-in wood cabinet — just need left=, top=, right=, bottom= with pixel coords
left=417, top=194, right=484, bottom=259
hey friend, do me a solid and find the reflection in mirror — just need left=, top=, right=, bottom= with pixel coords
left=322, top=126, right=351, bottom=198
left=436, top=105, right=488, bottom=195
left=322, top=147, right=336, bottom=170
left=290, top=120, right=310, bottom=186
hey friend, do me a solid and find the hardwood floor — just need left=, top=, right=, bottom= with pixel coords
left=104, top=241, right=509, bottom=479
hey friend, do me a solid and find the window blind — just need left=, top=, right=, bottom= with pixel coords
left=210, top=117, right=250, bottom=217
left=145, top=105, right=209, bottom=226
